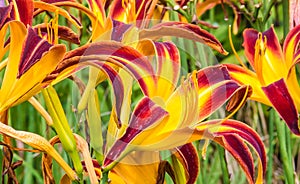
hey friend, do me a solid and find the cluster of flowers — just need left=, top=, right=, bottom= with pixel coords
left=0, top=0, right=298, bottom=183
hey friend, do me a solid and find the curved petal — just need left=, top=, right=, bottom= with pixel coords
left=153, top=41, right=180, bottom=100
left=206, top=119, right=267, bottom=184
left=0, top=2, right=12, bottom=29
left=0, top=21, right=27, bottom=111
left=11, top=0, right=34, bottom=26
left=49, top=41, right=157, bottom=96
left=108, top=0, right=158, bottom=27
left=0, top=23, right=66, bottom=111
left=103, top=97, right=168, bottom=169
left=139, top=22, right=228, bottom=55
left=224, top=64, right=271, bottom=106
left=262, top=79, right=300, bottom=135
left=18, top=27, right=52, bottom=78
left=196, top=65, right=240, bottom=120
left=136, top=40, right=180, bottom=101
left=124, top=66, right=245, bottom=149
left=243, top=27, right=286, bottom=85
left=173, top=143, right=199, bottom=184
left=86, top=0, right=106, bottom=28
left=283, top=24, right=300, bottom=67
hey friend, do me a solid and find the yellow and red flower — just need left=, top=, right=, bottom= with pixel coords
left=224, top=25, right=300, bottom=135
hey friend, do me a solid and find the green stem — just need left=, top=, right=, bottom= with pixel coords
left=274, top=111, right=294, bottom=184
left=165, top=0, right=191, bottom=22
left=285, top=126, right=292, bottom=165
left=101, top=171, right=109, bottom=184
left=217, top=145, right=230, bottom=184
left=263, top=0, right=276, bottom=24
left=266, top=110, right=274, bottom=184
left=283, top=0, right=289, bottom=36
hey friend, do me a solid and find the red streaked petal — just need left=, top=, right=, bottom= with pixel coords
left=111, top=20, right=133, bottom=42
left=173, top=143, right=199, bottom=184
left=283, top=24, right=300, bottom=67
left=14, top=0, right=34, bottom=26
left=109, top=0, right=157, bottom=27
left=0, top=2, right=12, bottom=29
left=216, top=134, right=255, bottom=182
left=262, top=26, right=284, bottom=61
left=18, top=27, right=52, bottom=78
left=196, top=65, right=240, bottom=120
left=243, top=27, right=286, bottom=84
left=103, top=97, right=168, bottom=169
left=224, top=64, right=271, bottom=106
left=153, top=41, right=180, bottom=100
left=262, top=79, right=300, bottom=135
left=135, top=40, right=180, bottom=99
left=139, top=22, right=228, bottom=55
left=242, top=28, right=259, bottom=67
left=199, top=119, right=266, bottom=184
left=86, top=0, right=106, bottom=27
left=101, top=63, right=125, bottom=127
left=54, top=41, right=156, bottom=96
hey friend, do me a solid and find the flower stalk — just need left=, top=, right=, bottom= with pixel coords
left=42, top=86, right=83, bottom=176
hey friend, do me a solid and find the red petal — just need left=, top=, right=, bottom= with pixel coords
left=216, top=134, right=255, bottom=182
left=202, top=119, right=267, bottom=184
left=111, top=20, right=132, bottom=41
left=262, top=79, right=300, bottom=135
left=109, top=0, right=156, bottom=27
left=140, top=22, right=228, bottom=55
left=59, top=41, right=156, bottom=96
left=242, top=28, right=259, bottom=67
left=283, top=24, right=300, bottom=67
left=174, top=143, right=199, bottom=184
left=196, top=65, right=240, bottom=120
left=0, top=2, right=12, bottom=29
left=18, top=27, right=52, bottom=78
left=13, top=0, right=34, bottom=26
left=103, top=97, right=168, bottom=168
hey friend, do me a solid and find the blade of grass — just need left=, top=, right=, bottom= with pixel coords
left=266, top=109, right=275, bottom=184
left=274, top=110, right=295, bottom=184
left=217, top=144, right=230, bottom=184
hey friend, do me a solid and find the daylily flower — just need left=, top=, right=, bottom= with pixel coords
left=102, top=65, right=266, bottom=184
left=0, top=1, right=86, bottom=180
left=0, top=19, right=80, bottom=179
left=224, top=25, right=300, bottom=135
left=59, top=37, right=267, bottom=183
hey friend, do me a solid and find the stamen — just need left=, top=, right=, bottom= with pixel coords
left=52, top=10, right=59, bottom=45
left=228, top=25, right=247, bottom=69
left=254, top=33, right=266, bottom=85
